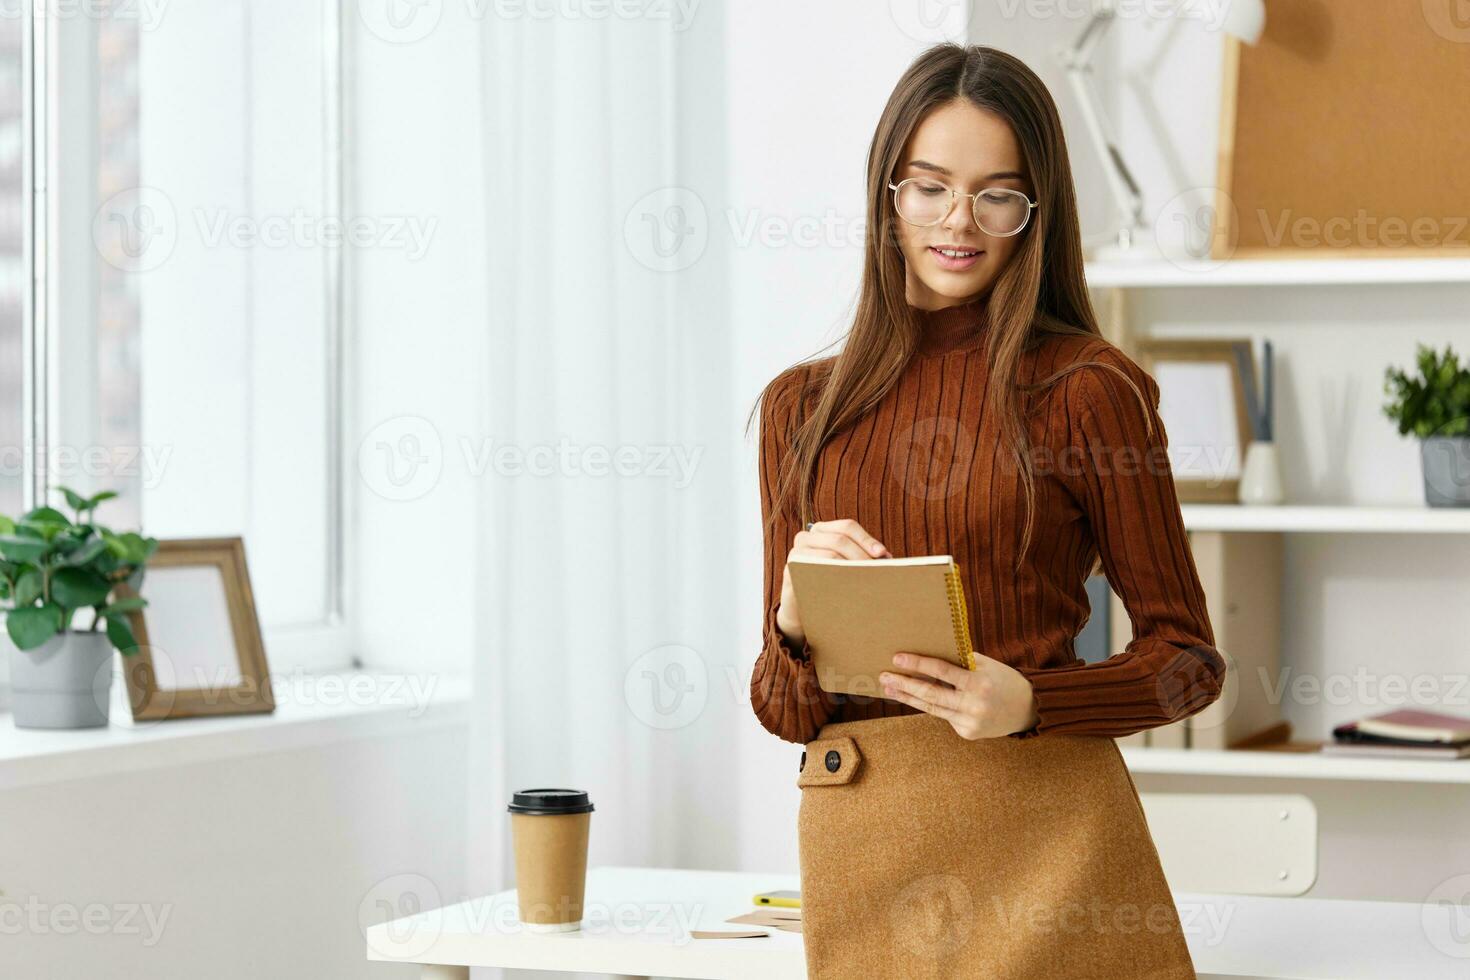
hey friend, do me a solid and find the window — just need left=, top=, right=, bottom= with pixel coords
left=8, top=4, right=349, bottom=675
left=0, top=16, right=22, bottom=518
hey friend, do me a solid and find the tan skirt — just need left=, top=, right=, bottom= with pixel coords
left=797, top=711, right=1194, bottom=979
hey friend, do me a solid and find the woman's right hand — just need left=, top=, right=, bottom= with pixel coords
left=775, top=518, right=892, bottom=648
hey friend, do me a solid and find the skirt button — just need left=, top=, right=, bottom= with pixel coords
left=825, top=749, right=841, bottom=772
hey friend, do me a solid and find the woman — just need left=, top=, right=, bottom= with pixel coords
left=748, top=44, right=1225, bottom=978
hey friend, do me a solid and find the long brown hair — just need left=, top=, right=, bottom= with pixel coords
left=749, top=43, right=1142, bottom=570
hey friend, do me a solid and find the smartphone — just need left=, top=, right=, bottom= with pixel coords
left=753, top=889, right=801, bottom=908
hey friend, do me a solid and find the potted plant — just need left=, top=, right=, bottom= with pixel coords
left=1384, top=344, right=1470, bottom=508
left=0, top=487, right=157, bottom=729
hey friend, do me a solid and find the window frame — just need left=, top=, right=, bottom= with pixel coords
left=7, top=2, right=354, bottom=684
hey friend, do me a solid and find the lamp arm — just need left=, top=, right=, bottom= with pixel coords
left=1059, top=4, right=1145, bottom=244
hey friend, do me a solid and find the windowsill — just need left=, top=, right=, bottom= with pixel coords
left=0, top=671, right=471, bottom=792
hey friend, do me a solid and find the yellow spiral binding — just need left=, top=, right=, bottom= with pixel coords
left=946, top=561, right=976, bottom=670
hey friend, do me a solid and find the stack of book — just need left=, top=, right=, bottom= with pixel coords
left=1324, top=709, right=1470, bottom=760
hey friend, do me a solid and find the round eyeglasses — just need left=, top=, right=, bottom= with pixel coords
left=888, top=178, right=1038, bottom=237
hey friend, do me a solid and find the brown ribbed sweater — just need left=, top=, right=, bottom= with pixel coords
left=750, top=294, right=1226, bottom=745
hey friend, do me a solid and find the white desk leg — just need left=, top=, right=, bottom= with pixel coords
left=419, top=966, right=468, bottom=980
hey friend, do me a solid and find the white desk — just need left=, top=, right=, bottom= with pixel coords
left=365, top=865, right=1468, bottom=979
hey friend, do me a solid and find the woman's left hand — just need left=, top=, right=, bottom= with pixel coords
left=880, top=652, right=1040, bottom=740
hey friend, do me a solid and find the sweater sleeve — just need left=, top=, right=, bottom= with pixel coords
left=1008, top=349, right=1226, bottom=740
left=749, top=366, right=842, bottom=744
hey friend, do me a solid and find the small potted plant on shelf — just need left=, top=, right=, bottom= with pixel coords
left=0, top=487, right=157, bottom=729
left=1383, top=343, right=1470, bottom=508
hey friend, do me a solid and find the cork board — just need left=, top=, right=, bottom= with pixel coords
left=1215, top=1, right=1470, bottom=258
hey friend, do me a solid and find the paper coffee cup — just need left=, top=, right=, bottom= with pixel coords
left=507, top=788, right=594, bottom=932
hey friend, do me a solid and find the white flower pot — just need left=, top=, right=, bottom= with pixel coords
left=8, top=631, right=115, bottom=729
left=1237, top=440, right=1284, bottom=505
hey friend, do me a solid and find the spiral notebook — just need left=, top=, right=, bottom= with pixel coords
left=785, top=554, right=975, bottom=697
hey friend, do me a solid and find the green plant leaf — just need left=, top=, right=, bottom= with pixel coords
left=100, top=596, right=148, bottom=615
left=101, top=530, right=129, bottom=559
left=1383, top=343, right=1470, bottom=440
left=0, top=515, right=13, bottom=535
left=22, top=506, right=71, bottom=527
left=0, top=535, right=49, bottom=563
left=103, top=531, right=153, bottom=564
left=119, top=532, right=150, bottom=563
left=58, top=487, right=90, bottom=512
left=105, top=615, right=139, bottom=655
left=59, top=538, right=109, bottom=568
left=14, top=568, right=43, bottom=606
left=17, top=519, right=68, bottom=542
left=50, top=567, right=112, bottom=609
left=6, top=603, right=63, bottom=651
left=88, top=491, right=119, bottom=508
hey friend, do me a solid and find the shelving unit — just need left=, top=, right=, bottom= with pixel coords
left=1180, top=504, right=1470, bottom=534
left=1093, top=255, right=1470, bottom=788
left=1085, top=256, right=1470, bottom=288
left=1122, top=744, right=1470, bottom=785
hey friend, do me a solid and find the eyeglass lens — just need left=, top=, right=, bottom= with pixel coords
left=894, top=179, right=1031, bottom=236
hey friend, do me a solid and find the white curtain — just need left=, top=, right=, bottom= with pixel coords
left=467, top=8, right=742, bottom=924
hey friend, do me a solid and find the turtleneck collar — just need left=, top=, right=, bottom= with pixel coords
left=912, top=293, right=992, bottom=356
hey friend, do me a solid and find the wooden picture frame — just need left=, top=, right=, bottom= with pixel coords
left=1215, top=4, right=1470, bottom=259
left=116, top=537, right=274, bottom=721
left=1135, top=340, right=1253, bottom=504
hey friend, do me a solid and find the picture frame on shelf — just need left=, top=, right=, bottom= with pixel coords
left=114, top=537, right=274, bottom=722
left=1136, top=339, right=1254, bottom=503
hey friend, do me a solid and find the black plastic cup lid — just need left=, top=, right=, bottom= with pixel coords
left=507, top=788, right=595, bottom=815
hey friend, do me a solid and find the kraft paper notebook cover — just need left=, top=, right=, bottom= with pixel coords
left=785, top=554, right=974, bottom=697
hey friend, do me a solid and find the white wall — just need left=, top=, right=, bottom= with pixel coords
left=0, top=726, right=467, bottom=979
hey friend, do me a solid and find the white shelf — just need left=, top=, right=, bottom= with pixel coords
left=0, top=671, right=471, bottom=791
left=1180, top=504, right=1470, bottom=534
left=1122, top=746, right=1470, bottom=785
left=1085, top=257, right=1470, bottom=288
